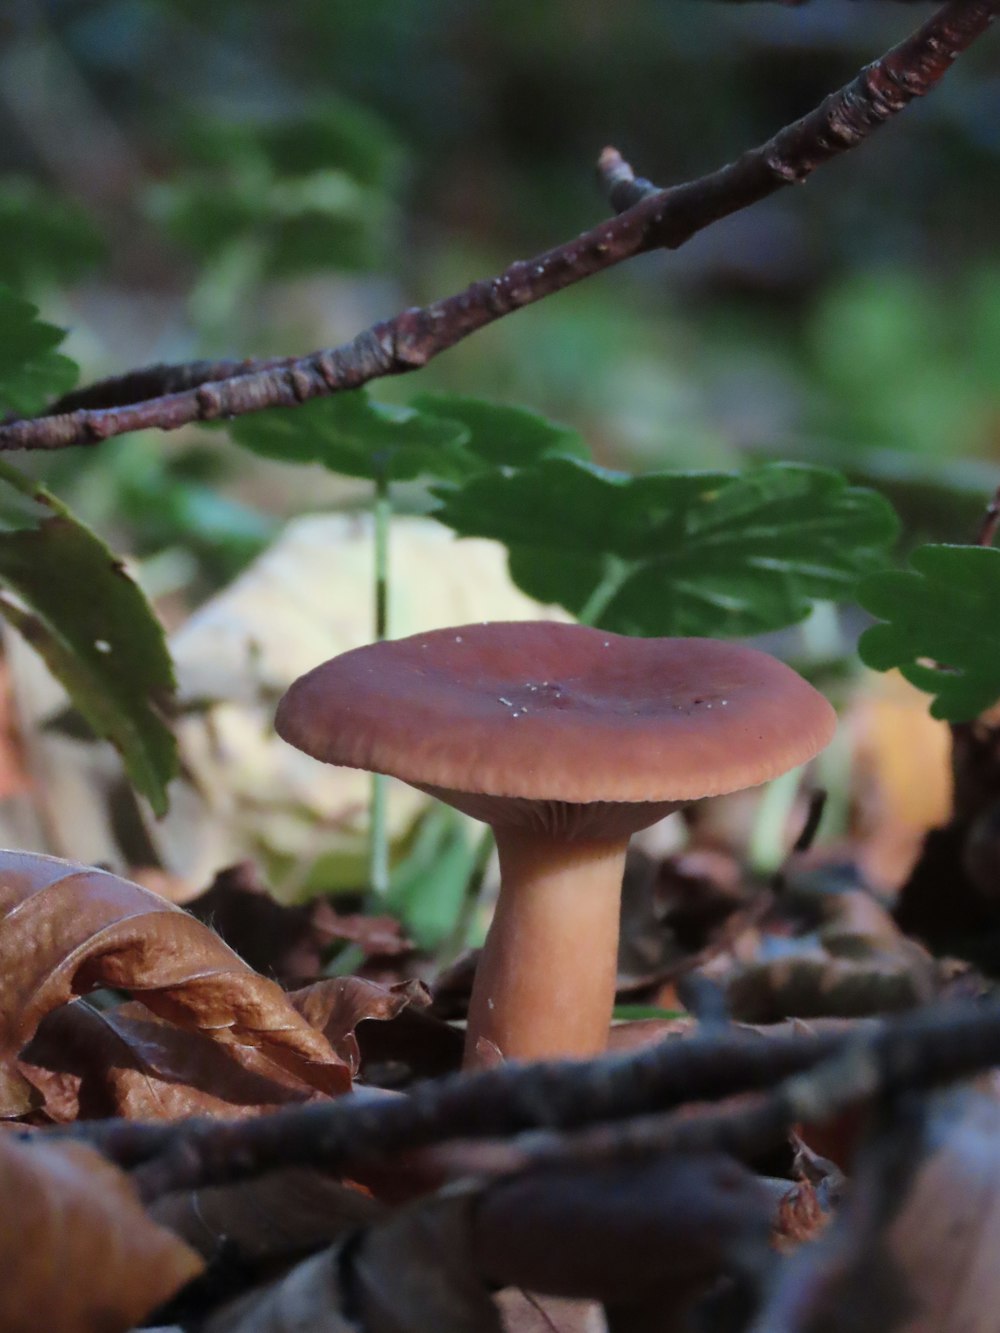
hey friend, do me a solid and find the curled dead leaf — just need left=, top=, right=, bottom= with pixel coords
left=0, top=849, right=350, bottom=1115
left=291, top=976, right=432, bottom=1076
left=22, top=976, right=443, bottom=1124
left=21, top=999, right=336, bottom=1123
left=0, top=1132, right=201, bottom=1333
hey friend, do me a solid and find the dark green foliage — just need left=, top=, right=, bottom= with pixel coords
left=231, top=389, right=591, bottom=485
left=0, top=289, right=78, bottom=416
left=0, top=306, right=177, bottom=812
left=230, top=389, right=472, bottom=481
left=409, top=394, right=587, bottom=467
left=859, top=544, right=1000, bottom=722
left=151, top=101, right=402, bottom=279
left=109, top=442, right=276, bottom=582
left=0, top=182, right=105, bottom=292
left=434, top=459, right=899, bottom=637
left=0, top=494, right=177, bottom=816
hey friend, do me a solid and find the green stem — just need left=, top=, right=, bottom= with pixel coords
left=0, top=457, right=72, bottom=517
left=373, top=470, right=390, bottom=643
left=437, top=822, right=497, bottom=966
left=576, top=555, right=633, bottom=628
left=368, top=468, right=392, bottom=902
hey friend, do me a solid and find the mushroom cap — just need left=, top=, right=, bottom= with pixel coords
left=276, top=620, right=836, bottom=807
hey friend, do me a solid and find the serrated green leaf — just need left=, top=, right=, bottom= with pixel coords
left=858, top=544, right=1000, bottom=721
left=434, top=460, right=899, bottom=637
left=230, top=389, right=474, bottom=482
left=0, top=465, right=177, bottom=814
left=410, top=393, right=588, bottom=467
left=0, top=288, right=78, bottom=415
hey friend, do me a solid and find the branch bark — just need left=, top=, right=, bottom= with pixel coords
left=22, top=998, right=1000, bottom=1203
left=0, top=0, right=994, bottom=453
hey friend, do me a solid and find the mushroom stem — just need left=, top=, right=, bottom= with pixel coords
left=464, top=827, right=628, bottom=1069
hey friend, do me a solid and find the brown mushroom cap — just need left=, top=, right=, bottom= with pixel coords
left=275, top=620, right=836, bottom=806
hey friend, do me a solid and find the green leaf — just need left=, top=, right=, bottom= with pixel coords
left=388, top=806, right=477, bottom=949
left=0, top=288, right=77, bottom=415
left=255, top=98, right=402, bottom=191
left=0, top=465, right=177, bottom=814
left=176, top=100, right=401, bottom=191
left=410, top=393, right=588, bottom=467
left=612, top=1005, right=686, bottom=1021
left=151, top=100, right=402, bottom=278
left=230, top=389, right=473, bottom=482
left=858, top=544, right=1000, bottom=721
left=0, top=181, right=105, bottom=292
left=434, top=460, right=899, bottom=637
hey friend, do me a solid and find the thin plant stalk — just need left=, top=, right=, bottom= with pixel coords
left=368, top=466, right=392, bottom=902
left=437, top=819, right=498, bottom=966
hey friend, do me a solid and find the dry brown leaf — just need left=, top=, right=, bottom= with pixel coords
left=20, top=999, right=335, bottom=1122
left=291, top=976, right=432, bottom=1075
left=353, top=994, right=464, bottom=1086
left=773, top=1179, right=831, bottom=1253
left=151, top=1167, right=385, bottom=1264
left=755, top=1086, right=1000, bottom=1332
left=0, top=850, right=350, bottom=1115
left=0, top=1132, right=201, bottom=1333
left=22, top=977, right=438, bottom=1123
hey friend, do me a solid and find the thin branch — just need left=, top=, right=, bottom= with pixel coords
left=125, top=1000, right=1000, bottom=1199
left=36, top=1023, right=851, bottom=1197
left=21, top=998, right=1000, bottom=1203
left=416, top=1015, right=918, bottom=1180
left=0, top=0, right=994, bottom=453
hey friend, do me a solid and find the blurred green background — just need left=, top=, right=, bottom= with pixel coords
left=1, top=0, right=998, bottom=587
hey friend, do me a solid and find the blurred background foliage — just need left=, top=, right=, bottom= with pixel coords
left=0, top=0, right=990, bottom=926
left=0, top=0, right=998, bottom=589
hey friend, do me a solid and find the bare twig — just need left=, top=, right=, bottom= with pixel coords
left=596, top=148, right=661, bottom=214
left=312, top=999, right=1000, bottom=1184
left=0, top=0, right=994, bottom=453
left=19, top=998, right=1000, bottom=1202
left=419, top=1023, right=896, bottom=1179
left=33, top=1023, right=849, bottom=1198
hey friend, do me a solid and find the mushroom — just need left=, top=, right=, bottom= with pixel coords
left=276, top=621, right=835, bottom=1067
